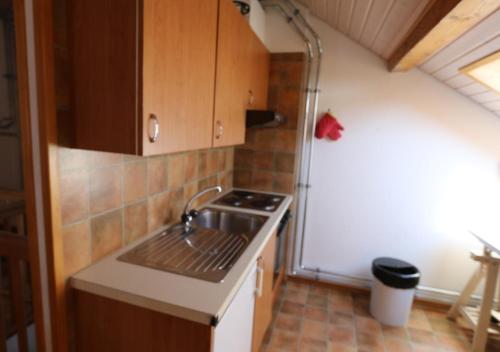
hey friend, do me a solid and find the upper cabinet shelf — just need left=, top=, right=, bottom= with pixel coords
left=70, top=0, right=269, bottom=156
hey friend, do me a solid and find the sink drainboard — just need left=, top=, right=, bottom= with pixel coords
left=118, top=225, right=250, bottom=283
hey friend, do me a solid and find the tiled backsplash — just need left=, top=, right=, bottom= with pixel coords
left=234, top=53, right=305, bottom=194
left=59, top=147, right=234, bottom=278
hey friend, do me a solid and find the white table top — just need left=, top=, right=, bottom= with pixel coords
left=469, top=226, right=500, bottom=255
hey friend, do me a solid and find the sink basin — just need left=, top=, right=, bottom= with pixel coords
left=192, top=208, right=266, bottom=237
left=118, top=208, right=268, bottom=282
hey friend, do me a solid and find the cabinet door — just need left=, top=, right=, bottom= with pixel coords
left=212, top=0, right=253, bottom=147
left=213, top=263, right=257, bottom=352
left=248, top=34, right=270, bottom=111
left=141, top=0, right=218, bottom=155
left=252, top=233, right=277, bottom=352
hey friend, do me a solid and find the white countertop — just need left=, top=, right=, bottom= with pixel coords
left=71, top=189, right=292, bottom=325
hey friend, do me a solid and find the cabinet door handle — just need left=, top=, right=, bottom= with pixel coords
left=248, top=90, right=255, bottom=106
left=255, top=257, right=264, bottom=297
left=148, top=114, right=160, bottom=143
left=215, top=120, right=223, bottom=139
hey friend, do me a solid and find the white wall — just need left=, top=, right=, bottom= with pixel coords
left=265, top=9, right=500, bottom=297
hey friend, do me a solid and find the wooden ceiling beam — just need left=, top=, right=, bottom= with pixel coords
left=388, top=0, right=500, bottom=72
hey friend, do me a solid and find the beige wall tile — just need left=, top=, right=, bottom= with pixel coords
left=147, top=156, right=167, bottom=195
left=168, top=154, right=186, bottom=189
left=123, top=161, right=147, bottom=204
left=60, top=168, right=89, bottom=225
left=91, top=209, right=123, bottom=261
left=62, top=220, right=90, bottom=277
left=89, top=166, right=122, bottom=214
left=124, top=201, right=148, bottom=244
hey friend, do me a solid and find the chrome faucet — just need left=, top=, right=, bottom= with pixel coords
left=181, top=185, right=222, bottom=228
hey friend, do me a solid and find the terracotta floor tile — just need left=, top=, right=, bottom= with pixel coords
left=327, top=342, right=356, bottom=352
left=308, top=286, right=330, bottom=297
left=353, top=301, right=371, bottom=317
left=281, top=300, right=305, bottom=317
left=356, top=332, right=385, bottom=352
left=302, top=320, right=328, bottom=340
left=269, top=329, right=299, bottom=351
left=329, top=300, right=353, bottom=314
left=266, top=282, right=479, bottom=352
left=307, top=294, right=328, bottom=308
left=299, top=336, right=328, bottom=352
left=411, top=345, right=442, bottom=352
left=428, top=318, right=462, bottom=336
left=305, top=306, right=328, bottom=322
left=327, top=325, right=355, bottom=346
left=287, top=281, right=310, bottom=292
left=384, top=337, right=413, bottom=352
left=407, top=315, right=433, bottom=331
left=275, top=313, right=302, bottom=332
left=382, top=325, right=408, bottom=339
left=286, top=289, right=308, bottom=304
left=435, top=333, right=470, bottom=352
left=329, top=311, right=354, bottom=327
left=408, top=328, right=439, bottom=347
left=355, top=316, right=382, bottom=335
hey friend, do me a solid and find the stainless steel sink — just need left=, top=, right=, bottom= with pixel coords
left=118, top=209, right=268, bottom=282
left=192, top=209, right=266, bottom=236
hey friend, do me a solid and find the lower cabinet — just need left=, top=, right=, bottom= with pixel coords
left=252, top=231, right=277, bottom=351
left=74, top=235, right=276, bottom=352
left=214, top=232, right=276, bottom=352
left=213, top=262, right=257, bottom=352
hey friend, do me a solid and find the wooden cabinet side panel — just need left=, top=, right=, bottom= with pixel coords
left=70, top=0, right=139, bottom=154
left=249, top=35, right=270, bottom=110
left=141, top=0, right=218, bottom=155
left=213, top=0, right=250, bottom=147
left=252, top=233, right=277, bottom=352
left=75, top=290, right=213, bottom=352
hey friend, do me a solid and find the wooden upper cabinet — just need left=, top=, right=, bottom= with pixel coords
left=71, top=0, right=268, bottom=154
left=213, top=0, right=250, bottom=147
left=213, top=0, right=270, bottom=147
left=248, top=35, right=270, bottom=111
left=252, top=232, right=276, bottom=352
left=70, top=0, right=218, bottom=155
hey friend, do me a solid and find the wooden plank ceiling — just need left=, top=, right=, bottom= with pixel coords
left=295, top=0, right=500, bottom=117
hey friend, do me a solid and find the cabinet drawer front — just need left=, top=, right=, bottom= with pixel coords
left=142, top=0, right=218, bottom=155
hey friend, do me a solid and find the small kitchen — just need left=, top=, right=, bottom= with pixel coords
left=2, top=0, right=500, bottom=351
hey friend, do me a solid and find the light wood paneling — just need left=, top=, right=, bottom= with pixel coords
left=388, top=0, right=500, bottom=71
left=300, top=0, right=431, bottom=59
left=418, top=9, right=500, bottom=117
left=299, top=0, right=500, bottom=117
left=141, top=0, right=217, bottom=155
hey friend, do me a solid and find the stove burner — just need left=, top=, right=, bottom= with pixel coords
left=249, top=200, right=276, bottom=211
left=214, top=191, right=284, bottom=212
left=233, top=191, right=254, bottom=199
left=221, top=196, right=242, bottom=207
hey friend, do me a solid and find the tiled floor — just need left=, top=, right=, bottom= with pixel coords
left=261, top=280, right=500, bottom=352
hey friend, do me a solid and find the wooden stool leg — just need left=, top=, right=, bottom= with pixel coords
left=448, top=264, right=484, bottom=319
left=472, top=262, right=499, bottom=352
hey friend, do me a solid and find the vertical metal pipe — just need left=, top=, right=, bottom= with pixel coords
left=260, top=0, right=323, bottom=274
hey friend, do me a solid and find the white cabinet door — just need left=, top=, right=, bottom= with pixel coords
left=213, top=263, right=257, bottom=352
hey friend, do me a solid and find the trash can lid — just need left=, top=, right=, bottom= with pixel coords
left=372, top=257, right=420, bottom=289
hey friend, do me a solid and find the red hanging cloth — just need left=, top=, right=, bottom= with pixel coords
left=315, top=111, right=344, bottom=141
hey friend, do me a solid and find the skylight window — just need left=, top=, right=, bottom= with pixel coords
left=460, top=51, right=500, bottom=94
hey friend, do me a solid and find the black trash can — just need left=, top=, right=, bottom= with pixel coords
left=370, top=257, right=420, bottom=326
